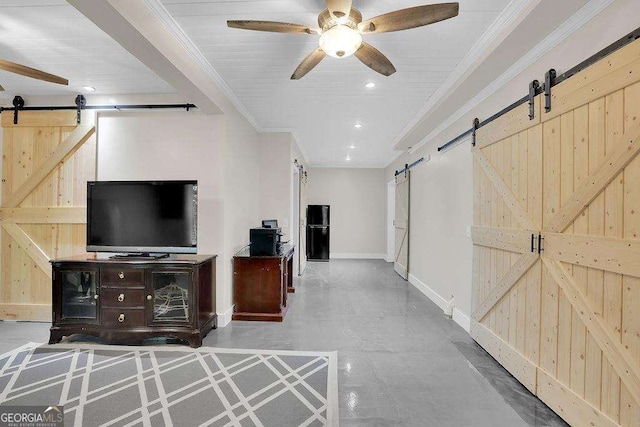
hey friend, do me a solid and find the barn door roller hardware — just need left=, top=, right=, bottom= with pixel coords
left=12, top=96, right=24, bottom=125
left=75, top=94, right=86, bottom=124
left=395, top=157, right=425, bottom=177
left=544, top=69, right=556, bottom=113
left=471, top=118, right=479, bottom=147
left=1, top=95, right=197, bottom=125
left=528, top=80, right=540, bottom=120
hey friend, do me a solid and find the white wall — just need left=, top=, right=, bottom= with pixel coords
left=96, top=109, right=262, bottom=325
left=384, top=0, right=640, bottom=332
left=222, top=110, right=261, bottom=319
left=258, top=133, right=293, bottom=239
left=96, top=110, right=226, bottom=305
left=307, top=167, right=386, bottom=258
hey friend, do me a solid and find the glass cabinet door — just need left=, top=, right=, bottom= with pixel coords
left=150, top=270, right=191, bottom=323
left=60, top=270, right=98, bottom=321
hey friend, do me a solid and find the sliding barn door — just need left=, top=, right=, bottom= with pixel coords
left=471, top=38, right=640, bottom=427
left=0, top=111, right=96, bottom=321
left=299, top=171, right=307, bottom=275
left=394, top=171, right=410, bottom=279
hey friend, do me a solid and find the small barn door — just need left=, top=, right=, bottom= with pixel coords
left=0, top=111, right=96, bottom=321
left=299, top=170, right=307, bottom=275
left=394, top=170, right=410, bottom=279
left=471, top=37, right=640, bottom=427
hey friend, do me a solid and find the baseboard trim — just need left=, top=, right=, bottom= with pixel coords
left=408, top=274, right=471, bottom=332
left=330, top=253, right=386, bottom=260
left=217, top=305, right=235, bottom=328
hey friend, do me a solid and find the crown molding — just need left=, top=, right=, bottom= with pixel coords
left=144, top=0, right=261, bottom=130
left=386, top=0, right=615, bottom=166
left=390, top=0, right=540, bottom=151
left=309, top=163, right=389, bottom=169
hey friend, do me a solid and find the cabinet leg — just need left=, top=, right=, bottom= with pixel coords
left=189, top=334, right=203, bottom=348
left=49, top=330, right=63, bottom=344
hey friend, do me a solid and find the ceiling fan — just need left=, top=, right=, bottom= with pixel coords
left=228, top=1, right=459, bottom=80
left=0, top=58, right=68, bottom=91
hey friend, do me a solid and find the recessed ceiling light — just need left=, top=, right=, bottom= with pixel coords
left=83, top=86, right=96, bottom=92
left=354, top=123, right=362, bottom=129
left=346, top=156, right=351, bottom=161
left=365, top=82, right=375, bottom=88
left=349, top=144, right=356, bottom=149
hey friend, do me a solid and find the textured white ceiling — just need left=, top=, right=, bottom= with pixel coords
left=159, top=0, right=511, bottom=166
left=0, top=0, right=511, bottom=167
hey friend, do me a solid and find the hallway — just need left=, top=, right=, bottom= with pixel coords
left=0, top=260, right=566, bottom=426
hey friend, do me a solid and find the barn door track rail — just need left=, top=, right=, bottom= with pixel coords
left=437, top=25, right=640, bottom=152
left=1, top=95, right=197, bottom=125
left=394, top=157, right=425, bottom=177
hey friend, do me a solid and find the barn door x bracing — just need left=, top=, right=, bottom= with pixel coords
left=394, top=170, right=409, bottom=279
left=0, top=111, right=96, bottom=321
left=471, top=38, right=640, bottom=427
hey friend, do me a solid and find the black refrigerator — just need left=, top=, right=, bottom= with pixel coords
left=307, top=205, right=330, bottom=261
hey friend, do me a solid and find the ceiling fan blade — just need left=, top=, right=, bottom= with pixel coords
left=227, top=20, right=320, bottom=34
left=291, top=48, right=327, bottom=80
left=0, top=83, right=4, bottom=91
left=358, top=2, right=459, bottom=34
left=326, top=0, right=352, bottom=18
left=354, top=42, right=396, bottom=76
left=0, top=59, right=68, bottom=85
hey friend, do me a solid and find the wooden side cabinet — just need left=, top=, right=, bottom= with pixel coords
left=49, top=255, right=216, bottom=348
left=233, top=245, right=294, bottom=322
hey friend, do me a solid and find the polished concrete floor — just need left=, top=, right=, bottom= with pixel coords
left=0, top=259, right=567, bottom=426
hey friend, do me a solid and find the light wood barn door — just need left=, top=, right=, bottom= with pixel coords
left=471, top=98, right=543, bottom=393
left=299, top=171, right=307, bottom=275
left=394, top=171, right=410, bottom=279
left=0, top=111, right=96, bottom=321
left=471, top=38, right=640, bottom=427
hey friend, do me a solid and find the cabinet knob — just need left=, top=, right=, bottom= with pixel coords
left=118, top=313, right=125, bottom=323
left=117, top=293, right=125, bottom=302
left=118, top=272, right=125, bottom=279
left=147, top=295, right=153, bottom=300
left=94, top=294, right=99, bottom=300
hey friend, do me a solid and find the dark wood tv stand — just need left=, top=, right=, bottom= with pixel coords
left=49, top=254, right=216, bottom=348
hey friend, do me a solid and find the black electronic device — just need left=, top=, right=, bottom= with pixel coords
left=261, top=219, right=278, bottom=229
left=87, top=180, right=198, bottom=257
left=250, top=228, right=282, bottom=256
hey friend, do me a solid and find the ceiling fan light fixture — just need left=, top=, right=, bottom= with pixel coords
left=319, top=25, right=362, bottom=58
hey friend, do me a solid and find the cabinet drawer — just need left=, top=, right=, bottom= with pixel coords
left=102, top=308, right=145, bottom=327
left=101, top=268, right=144, bottom=286
left=100, top=288, right=146, bottom=308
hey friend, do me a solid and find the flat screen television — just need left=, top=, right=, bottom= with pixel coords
left=87, top=180, right=198, bottom=256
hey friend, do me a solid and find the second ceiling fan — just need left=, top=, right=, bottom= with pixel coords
left=228, top=0, right=459, bottom=80
left=0, top=58, right=68, bottom=92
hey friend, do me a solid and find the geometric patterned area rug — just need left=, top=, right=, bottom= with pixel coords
left=0, top=343, right=338, bottom=427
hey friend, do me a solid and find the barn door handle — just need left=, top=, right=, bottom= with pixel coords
left=531, top=234, right=536, bottom=253
left=538, top=234, right=544, bottom=255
